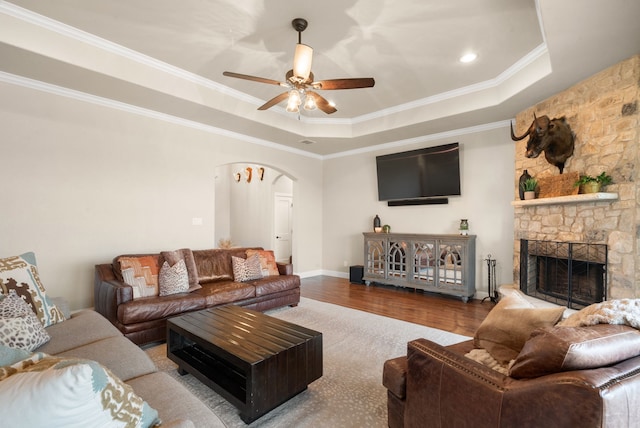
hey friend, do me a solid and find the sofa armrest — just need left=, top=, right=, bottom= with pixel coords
left=277, top=262, right=293, bottom=276
left=94, top=264, right=134, bottom=325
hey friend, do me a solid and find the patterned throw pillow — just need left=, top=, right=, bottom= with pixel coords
left=0, top=252, right=65, bottom=327
left=232, top=254, right=263, bottom=282
left=158, top=259, right=189, bottom=296
left=118, top=256, right=159, bottom=299
left=245, top=249, right=280, bottom=276
left=0, top=353, right=161, bottom=428
left=0, top=290, right=50, bottom=351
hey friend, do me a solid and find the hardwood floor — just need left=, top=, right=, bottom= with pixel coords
left=300, top=275, right=493, bottom=337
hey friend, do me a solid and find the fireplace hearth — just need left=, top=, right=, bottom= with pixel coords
left=519, top=239, right=607, bottom=309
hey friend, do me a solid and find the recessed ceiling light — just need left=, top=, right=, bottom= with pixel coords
left=459, top=53, right=478, bottom=63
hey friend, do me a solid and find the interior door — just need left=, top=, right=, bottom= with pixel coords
left=274, top=194, right=293, bottom=264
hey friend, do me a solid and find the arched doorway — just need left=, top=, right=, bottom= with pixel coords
left=214, top=163, right=294, bottom=264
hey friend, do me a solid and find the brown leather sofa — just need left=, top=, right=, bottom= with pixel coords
left=383, top=326, right=640, bottom=428
left=94, top=247, right=300, bottom=346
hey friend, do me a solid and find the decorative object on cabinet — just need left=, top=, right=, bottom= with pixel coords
left=234, top=172, right=241, bottom=182
left=245, top=167, right=253, bottom=183
left=459, top=219, right=469, bottom=235
left=373, top=215, right=381, bottom=232
left=258, top=167, right=265, bottom=181
left=363, top=233, right=476, bottom=302
left=382, top=224, right=391, bottom=233
left=518, top=170, right=531, bottom=200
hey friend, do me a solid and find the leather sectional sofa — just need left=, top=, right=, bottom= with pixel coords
left=383, top=289, right=640, bottom=427
left=94, top=247, right=300, bottom=346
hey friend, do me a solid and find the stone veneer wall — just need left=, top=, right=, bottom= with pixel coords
left=513, top=55, right=640, bottom=299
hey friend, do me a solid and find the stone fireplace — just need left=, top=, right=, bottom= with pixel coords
left=512, top=55, right=639, bottom=302
left=519, top=239, right=607, bottom=309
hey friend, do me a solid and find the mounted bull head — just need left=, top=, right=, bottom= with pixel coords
left=511, top=113, right=575, bottom=173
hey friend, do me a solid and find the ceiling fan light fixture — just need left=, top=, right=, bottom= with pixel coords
left=293, top=43, right=313, bottom=80
left=303, top=93, right=316, bottom=111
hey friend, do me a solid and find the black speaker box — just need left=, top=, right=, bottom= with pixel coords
left=349, top=265, right=364, bottom=284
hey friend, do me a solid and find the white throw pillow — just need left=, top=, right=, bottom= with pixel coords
left=0, top=353, right=161, bottom=428
left=158, top=259, right=190, bottom=296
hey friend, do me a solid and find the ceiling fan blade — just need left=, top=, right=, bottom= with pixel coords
left=308, top=91, right=337, bottom=114
left=258, top=92, right=290, bottom=110
left=223, top=71, right=285, bottom=87
left=312, top=77, right=375, bottom=90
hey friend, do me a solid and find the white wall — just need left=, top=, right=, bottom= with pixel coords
left=321, top=126, right=516, bottom=297
left=0, top=82, right=323, bottom=310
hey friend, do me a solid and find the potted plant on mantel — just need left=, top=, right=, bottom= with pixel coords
left=575, top=171, right=612, bottom=194
left=521, top=177, right=538, bottom=200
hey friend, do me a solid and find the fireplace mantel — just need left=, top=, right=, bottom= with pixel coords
left=511, top=192, right=618, bottom=207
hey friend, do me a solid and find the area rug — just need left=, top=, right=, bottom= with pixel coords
left=145, top=297, right=469, bottom=427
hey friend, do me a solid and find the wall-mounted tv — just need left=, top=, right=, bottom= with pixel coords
left=376, top=142, right=461, bottom=203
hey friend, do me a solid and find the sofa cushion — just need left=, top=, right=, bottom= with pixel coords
left=0, top=252, right=66, bottom=327
left=0, top=290, right=50, bottom=351
left=232, top=254, right=263, bottom=282
left=39, top=310, right=122, bottom=355
left=0, top=352, right=160, bottom=428
left=474, top=291, right=564, bottom=363
left=118, top=292, right=206, bottom=325
left=509, top=324, right=640, bottom=379
left=127, top=372, right=226, bottom=428
left=55, top=335, right=157, bottom=382
left=159, top=259, right=190, bottom=296
left=251, top=275, right=301, bottom=296
left=193, top=247, right=261, bottom=284
left=160, top=249, right=201, bottom=292
left=118, top=256, right=160, bottom=298
left=246, top=249, right=280, bottom=276
left=193, top=281, right=256, bottom=307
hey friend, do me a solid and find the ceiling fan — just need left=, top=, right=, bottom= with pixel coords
left=223, top=18, right=375, bottom=115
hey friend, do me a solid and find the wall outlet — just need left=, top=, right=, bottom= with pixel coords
left=343, top=261, right=349, bottom=267
left=192, top=217, right=203, bottom=226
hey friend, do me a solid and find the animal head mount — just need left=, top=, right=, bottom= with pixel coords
left=511, top=113, right=575, bottom=174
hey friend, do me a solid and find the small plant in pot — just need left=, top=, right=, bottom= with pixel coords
left=521, top=177, right=538, bottom=200
left=575, top=172, right=612, bottom=194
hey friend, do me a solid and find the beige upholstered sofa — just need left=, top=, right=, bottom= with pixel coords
left=37, top=308, right=225, bottom=427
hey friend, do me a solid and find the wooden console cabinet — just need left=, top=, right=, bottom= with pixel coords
left=363, top=233, right=476, bottom=302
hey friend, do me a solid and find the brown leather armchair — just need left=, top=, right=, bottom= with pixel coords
left=384, top=326, right=640, bottom=428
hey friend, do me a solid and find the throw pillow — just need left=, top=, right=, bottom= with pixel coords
left=0, top=290, right=50, bottom=351
left=160, top=249, right=201, bottom=292
left=158, top=259, right=190, bottom=296
left=0, top=252, right=66, bottom=327
left=118, top=256, right=159, bottom=299
left=509, top=324, right=640, bottom=379
left=0, top=343, right=31, bottom=366
left=245, top=249, right=280, bottom=276
left=474, top=291, right=565, bottom=364
left=0, top=353, right=161, bottom=428
left=232, top=254, right=263, bottom=282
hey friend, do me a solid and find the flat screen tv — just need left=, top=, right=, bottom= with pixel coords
left=376, top=142, right=461, bottom=202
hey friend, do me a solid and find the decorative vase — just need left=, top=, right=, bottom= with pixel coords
left=373, top=215, right=381, bottom=232
left=382, top=224, right=391, bottom=233
left=524, top=191, right=536, bottom=200
left=580, top=182, right=601, bottom=194
left=518, top=170, right=531, bottom=200
left=459, top=219, right=469, bottom=235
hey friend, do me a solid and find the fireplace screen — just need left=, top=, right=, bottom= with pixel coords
left=520, top=239, right=607, bottom=309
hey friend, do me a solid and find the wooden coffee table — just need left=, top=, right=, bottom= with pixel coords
left=167, top=305, right=323, bottom=423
